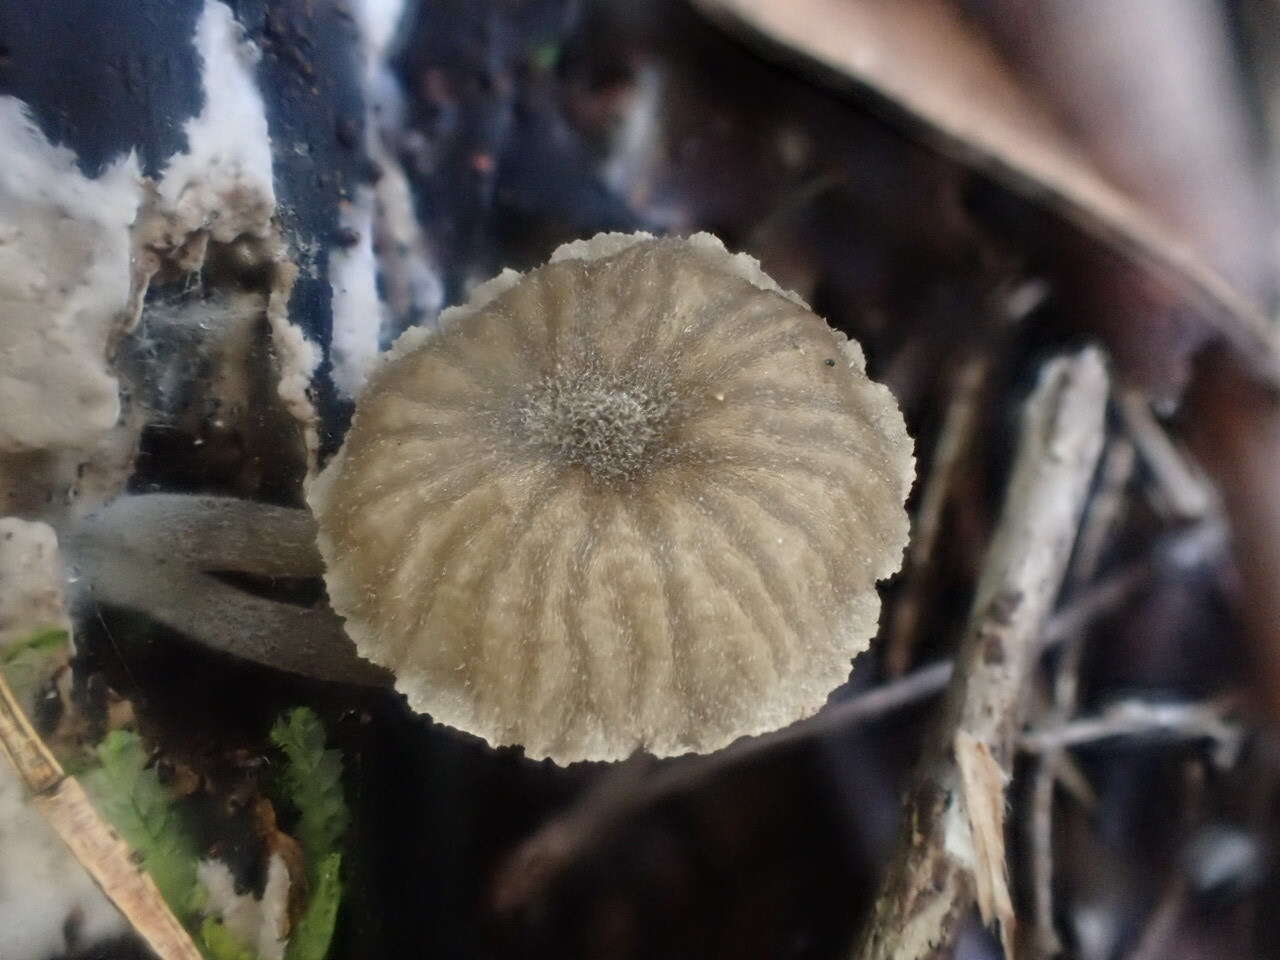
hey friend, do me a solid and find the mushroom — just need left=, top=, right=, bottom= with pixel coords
left=308, top=232, right=914, bottom=764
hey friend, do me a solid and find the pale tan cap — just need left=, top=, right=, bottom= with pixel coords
left=309, top=232, right=914, bottom=764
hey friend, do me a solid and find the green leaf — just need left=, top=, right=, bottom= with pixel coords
left=1, top=627, right=68, bottom=708
left=82, top=730, right=198, bottom=915
left=284, top=853, right=342, bottom=960
left=270, top=709, right=349, bottom=878
left=1, top=627, right=68, bottom=665
left=270, top=710, right=349, bottom=960
left=200, top=918, right=259, bottom=960
left=285, top=855, right=343, bottom=960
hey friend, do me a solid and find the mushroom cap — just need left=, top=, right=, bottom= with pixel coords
left=309, top=232, right=914, bottom=764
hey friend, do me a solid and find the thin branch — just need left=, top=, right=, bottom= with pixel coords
left=1124, top=875, right=1190, bottom=960
left=1020, top=697, right=1243, bottom=767
left=885, top=349, right=992, bottom=676
left=1117, top=389, right=1214, bottom=521
left=1067, top=436, right=1137, bottom=589
left=1036, top=518, right=1226, bottom=656
left=1024, top=654, right=1075, bottom=959
left=853, top=348, right=1108, bottom=960
left=0, top=670, right=203, bottom=960
left=1025, top=435, right=1133, bottom=959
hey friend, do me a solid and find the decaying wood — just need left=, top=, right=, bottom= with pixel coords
left=852, top=348, right=1108, bottom=960
left=954, top=731, right=1015, bottom=956
left=0, top=670, right=203, bottom=960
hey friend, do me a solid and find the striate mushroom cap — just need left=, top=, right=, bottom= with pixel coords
left=308, top=232, right=914, bottom=764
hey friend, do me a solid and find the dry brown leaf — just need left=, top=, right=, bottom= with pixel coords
left=970, top=1, right=1268, bottom=299
left=954, top=731, right=1015, bottom=959
left=693, top=0, right=1279, bottom=390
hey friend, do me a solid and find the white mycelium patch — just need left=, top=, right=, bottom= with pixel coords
left=330, top=0, right=443, bottom=398
left=352, top=0, right=409, bottom=110
left=0, top=0, right=286, bottom=458
left=0, top=761, right=126, bottom=960
left=197, top=855, right=292, bottom=960
left=151, top=0, right=275, bottom=245
left=328, top=187, right=385, bottom=398
left=0, top=98, right=141, bottom=452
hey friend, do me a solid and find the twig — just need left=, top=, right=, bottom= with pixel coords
left=1117, top=389, right=1214, bottom=521
left=1020, top=697, right=1243, bottom=767
left=1067, top=437, right=1137, bottom=588
left=1025, top=435, right=1131, bottom=958
left=1025, top=684, right=1225, bottom=957
left=1036, top=518, right=1226, bottom=656
left=1024, top=642, right=1079, bottom=959
left=884, top=278, right=1046, bottom=679
left=853, top=348, right=1108, bottom=960
left=0, top=670, right=203, bottom=960
left=885, top=349, right=992, bottom=677
left=1051, top=752, right=1097, bottom=812
left=1124, top=874, right=1190, bottom=960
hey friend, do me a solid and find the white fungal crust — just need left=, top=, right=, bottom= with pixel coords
left=0, top=761, right=126, bottom=960
left=149, top=0, right=276, bottom=247
left=310, top=232, right=914, bottom=764
left=0, top=98, right=140, bottom=453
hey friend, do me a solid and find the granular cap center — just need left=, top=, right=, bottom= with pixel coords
left=518, top=366, right=677, bottom=484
